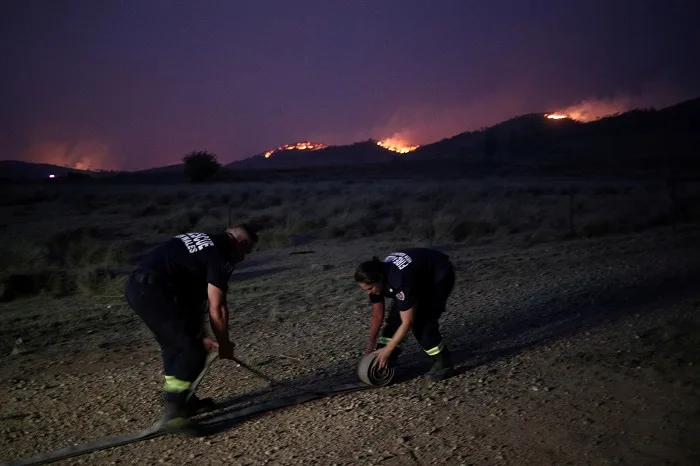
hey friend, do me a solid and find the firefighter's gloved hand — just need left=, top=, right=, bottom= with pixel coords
left=218, top=340, right=235, bottom=360
left=373, top=346, right=393, bottom=369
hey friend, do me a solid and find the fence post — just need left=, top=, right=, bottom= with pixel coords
left=668, top=177, right=677, bottom=232
left=568, top=189, right=575, bottom=236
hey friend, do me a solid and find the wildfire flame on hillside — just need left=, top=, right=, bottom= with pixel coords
left=545, top=97, right=633, bottom=123
left=264, top=141, right=326, bottom=158
left=545, top=113, right=568, bottom=120
left=376, top=138, right=419, bottom=154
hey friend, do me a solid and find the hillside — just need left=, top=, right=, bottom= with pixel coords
left=228, top=140, right=400, bottom=170
left=3, top=96, right=699, bottom=180
left=227, top=95, right=700, bottom=172
left=413, top=97, right=700, bottom=162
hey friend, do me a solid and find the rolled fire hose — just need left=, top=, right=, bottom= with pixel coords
left=233, top=353, right=395, bottom=391
left=356, top=352, right=395, bottom=387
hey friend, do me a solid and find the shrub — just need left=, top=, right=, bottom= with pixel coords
left=183, top=151, right=220, bottom=183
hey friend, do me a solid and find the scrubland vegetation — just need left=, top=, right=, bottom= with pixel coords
left=1, top=177, right=698, bottom=302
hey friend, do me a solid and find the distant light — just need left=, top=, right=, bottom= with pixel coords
left=49, top=174, right=55, bottom=178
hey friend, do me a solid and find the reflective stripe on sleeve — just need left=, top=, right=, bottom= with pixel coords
left=378, top=336, right=392, bottom=345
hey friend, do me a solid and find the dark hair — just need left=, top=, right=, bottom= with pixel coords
left=354, top=256, right=384, bottom=284
left=237, top=223, right=259, bottom=244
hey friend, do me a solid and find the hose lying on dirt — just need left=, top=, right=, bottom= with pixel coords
left=4, top=354, right=387, bottom=466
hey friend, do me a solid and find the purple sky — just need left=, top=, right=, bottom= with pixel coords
left=2, top=0, right=699, bottom=171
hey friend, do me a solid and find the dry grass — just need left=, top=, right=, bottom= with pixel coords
left=0, top=177, right=698, bottom=302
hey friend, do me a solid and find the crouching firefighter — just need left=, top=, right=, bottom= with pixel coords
left=124, top=224, right=258, bottom=430
left=355, top=248, right=456, bottom=381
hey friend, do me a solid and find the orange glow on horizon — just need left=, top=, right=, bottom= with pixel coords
left=24, top=140, right=116, bottom=171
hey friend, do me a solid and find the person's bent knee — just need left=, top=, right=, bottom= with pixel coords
left=169, top=342, right=207, bottom=382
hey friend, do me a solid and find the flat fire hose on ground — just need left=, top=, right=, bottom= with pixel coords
left=3, top=352, right=393, bottom=466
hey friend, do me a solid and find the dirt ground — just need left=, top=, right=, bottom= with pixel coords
left=1, top=225, right=699, bottom=465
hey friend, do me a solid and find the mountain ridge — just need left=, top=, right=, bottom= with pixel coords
left=3, top=96, right=698, bottom=179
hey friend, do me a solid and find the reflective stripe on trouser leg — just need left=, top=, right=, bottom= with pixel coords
left=163, top=376, right=192, bottom=392
left=425, top=341, right=445, bottom=356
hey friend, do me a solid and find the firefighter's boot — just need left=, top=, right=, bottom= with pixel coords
left=423, top=346, right=455, bottom=382
left=185, top=394, right=216, bottom=416
left=158, top=390, right=192, bottom=433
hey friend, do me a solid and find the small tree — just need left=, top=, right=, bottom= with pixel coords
left=183, top=151, right=220, bottom=182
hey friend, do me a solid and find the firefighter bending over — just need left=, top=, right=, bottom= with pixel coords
left=355, top=248, right=456, bottom=382
left=124, top=224, right=258, bottom=430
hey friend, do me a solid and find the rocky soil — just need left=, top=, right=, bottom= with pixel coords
left=1, top=225, right=699, bottom=465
